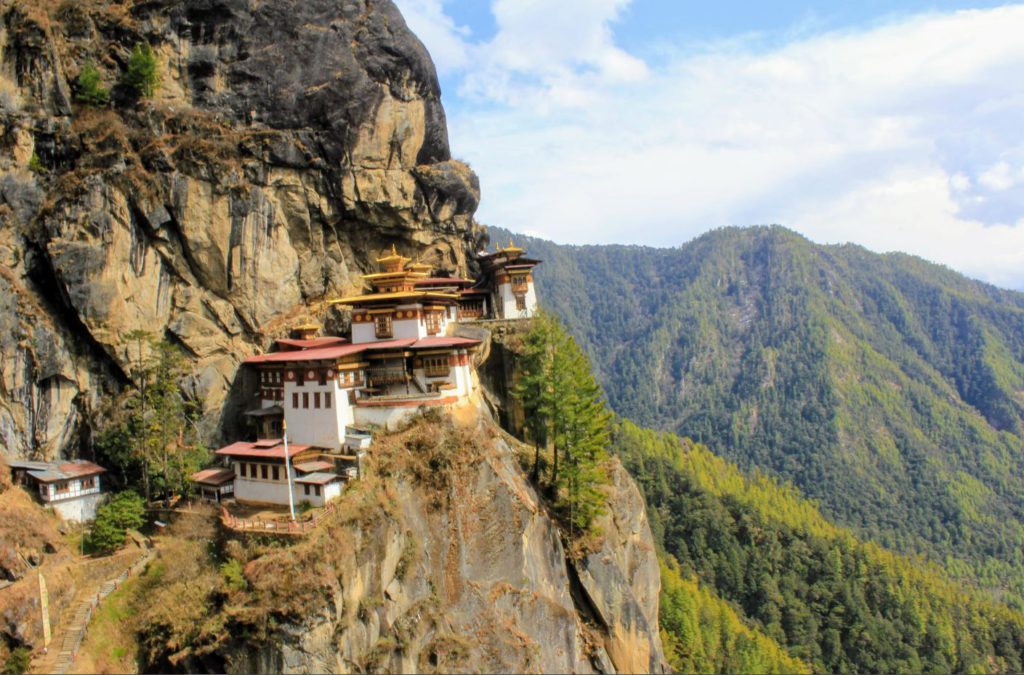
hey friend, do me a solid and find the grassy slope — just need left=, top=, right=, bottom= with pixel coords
left=490, top=225, right=1024, bottom=600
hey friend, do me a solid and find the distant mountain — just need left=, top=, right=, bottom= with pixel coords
left=490, top=225, right=1024, bottom=600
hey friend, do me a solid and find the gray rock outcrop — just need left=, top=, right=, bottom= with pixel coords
left=0, top=0, right=479, bottom=457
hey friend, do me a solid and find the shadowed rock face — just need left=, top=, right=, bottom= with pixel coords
left=0, top=0, right=481, bottom=457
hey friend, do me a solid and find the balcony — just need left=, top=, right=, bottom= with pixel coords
left=366, top=366, right=409, bottom=387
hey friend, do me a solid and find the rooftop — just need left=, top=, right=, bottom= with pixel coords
left=9, top=459, right=106, bottom=483
left=244, top=336, right=480, bottom=365
left=215, top=440, right=310, bottom=460
left=293, top=460, right=334, bottom=473
left=293, top=471, right=342, bottom=485
left=191, top=467, right=236, bottom=486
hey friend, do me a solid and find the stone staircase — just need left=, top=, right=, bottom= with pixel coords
left=31, top=551, right=154, bottom=674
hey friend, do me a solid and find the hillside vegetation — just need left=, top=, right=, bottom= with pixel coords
left=491, top=225, right=1024, bottom=601
left=616, top=420, right=1024, bottom=673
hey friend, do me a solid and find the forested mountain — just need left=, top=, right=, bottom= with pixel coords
left=617, top=420, right=1024, bottom=673
left=490, top=225, right=1024, bottom=600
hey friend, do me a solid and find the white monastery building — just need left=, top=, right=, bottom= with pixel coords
left=198, top=241, right=541, bottom=508
left=8, top=459, right=107, bottom=522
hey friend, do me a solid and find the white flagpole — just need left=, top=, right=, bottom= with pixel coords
left=283, top=419, right=296, bottom=521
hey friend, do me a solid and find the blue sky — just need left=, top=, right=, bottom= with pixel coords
left=395, top=1, right=1024, bottom=289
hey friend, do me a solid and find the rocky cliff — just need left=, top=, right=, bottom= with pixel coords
left=0, top=3, right=669, bottom=672
left=131, top=413, right=665, bottom=674
left=0, top=0, right=481, bottom=458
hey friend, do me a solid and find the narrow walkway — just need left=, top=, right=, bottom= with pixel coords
left=31, top=550, right=154, bottom=675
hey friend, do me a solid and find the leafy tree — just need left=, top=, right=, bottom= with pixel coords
left=74, top=62, right=109, bottom=106
left=94, top=334, right=208, bottom=502
left=89, top=491, right=145, bottom=553
left=121, top=43, right=160, bottom=99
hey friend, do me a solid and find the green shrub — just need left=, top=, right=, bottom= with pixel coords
left=74, top=62, right=109, bottom=106
left=89, top=491, right=146, bottom=554
left=27, top=152, right=45, bottom=175
left=2, top=646, right=31, bottom=675
left=219, top=559, right=246, bottom=592
left=121, top=43, right=160, bottom=99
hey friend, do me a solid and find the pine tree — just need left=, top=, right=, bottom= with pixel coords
left=122, top=43, right=160, bottom=99
left=74, top=62, right=109, bottom=106
left=514, top=311, right=611, bottom=533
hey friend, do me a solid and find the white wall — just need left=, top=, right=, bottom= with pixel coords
left=495, top=282, right=538, bottom=319
left=352, top=304, right=456, bottom=344
left=296, top=480, right=342, bottom=507
left=282, top=378, right=350, bottom=449
left=232, top=461, right=296, bottom=505
left=50, top=492, right=106, bottom=522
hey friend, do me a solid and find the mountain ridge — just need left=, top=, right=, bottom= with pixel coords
left=489, top=223, right=1024, bottom=601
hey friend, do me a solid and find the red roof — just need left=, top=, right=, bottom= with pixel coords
left=244, top=336, right=477, bottom=364
left=276, top=337, right=349, bottom=350
left=215, top=440, right=310, bottom=459
left=56, top=461, right=106, bottom=478
left=294, top=460, right=334, bottom=473
left=191, top=467, right=235, bottom=485
left=410, top=336, right=480, bottom=349
left=244, top=342, right=368, bottom=364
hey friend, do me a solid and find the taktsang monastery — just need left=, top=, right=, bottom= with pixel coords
left=194, top=242, right=540, bottom=508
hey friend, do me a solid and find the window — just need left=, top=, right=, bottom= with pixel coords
left=261, top=465, right=268, bottom=480
left=423, top=356, right=450, bottom=377
left=272, top=466, right=279, bottom=481
left=292, top=392, right=299, bottom=409
left=374, top=313, right=393, bottom=338
left=314, top=392, right=321, bottom=409
left=304, top=484, right=310, bottom=496
left=296, top=370, right=304, bottom=386
left=318, top=370, right=327, bottom=386
left=250, top=463, right=257, bottom=478
left=314, top=485, right=321, bottom=497
left=325, top=392, right=332, bottom=409
left=516, top=295, right=527, bottom=311
left=302, top=392, right=309, bottom=408
left=425, top=311, right=442, bottom=335
left=55, top=481, right=69, bottom=494
left=82, top=477, right=95, bottom=490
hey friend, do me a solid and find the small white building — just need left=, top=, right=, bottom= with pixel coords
left=475, top=241, right=541, bottom=320
left=8, top=459, right=107, bottom=522
left=213, top=440, right=346, bottom=508
left=191, top=467, right=236, bottom=503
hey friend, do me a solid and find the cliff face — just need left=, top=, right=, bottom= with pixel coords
left=141, top=414, right=665, bottom=674
left=0, top=0, right=480, bottom=458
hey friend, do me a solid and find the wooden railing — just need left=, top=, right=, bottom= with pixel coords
left=220, top=501, right=337, bottom=536
left=367, top=367, right=408, bottom=386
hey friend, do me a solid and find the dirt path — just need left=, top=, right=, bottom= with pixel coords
left=31, top=550, right=154, bottom=675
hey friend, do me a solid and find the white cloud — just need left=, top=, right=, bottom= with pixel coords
left=401, top=2, right=1024, bottom=289
left=394, top=0, right=472, bottom=74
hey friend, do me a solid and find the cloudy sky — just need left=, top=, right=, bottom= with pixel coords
left=394, top=0, right=1024, bottom=290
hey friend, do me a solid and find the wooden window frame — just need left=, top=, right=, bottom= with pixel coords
left=314, top=392, right=321, bottom=409
left=374, top=314, right=393, bottom=339
left=302, top=392, right=309, bottom=409
left=325, top=392, right=332, bottom=409
left=425, top=311, right=442, bottom=335
left=423, top=356, right=450, bottom=378
left=292, top=392, right=299, bottom=409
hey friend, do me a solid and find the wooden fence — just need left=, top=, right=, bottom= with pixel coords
left=219, top=501, right=337, bottom=535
